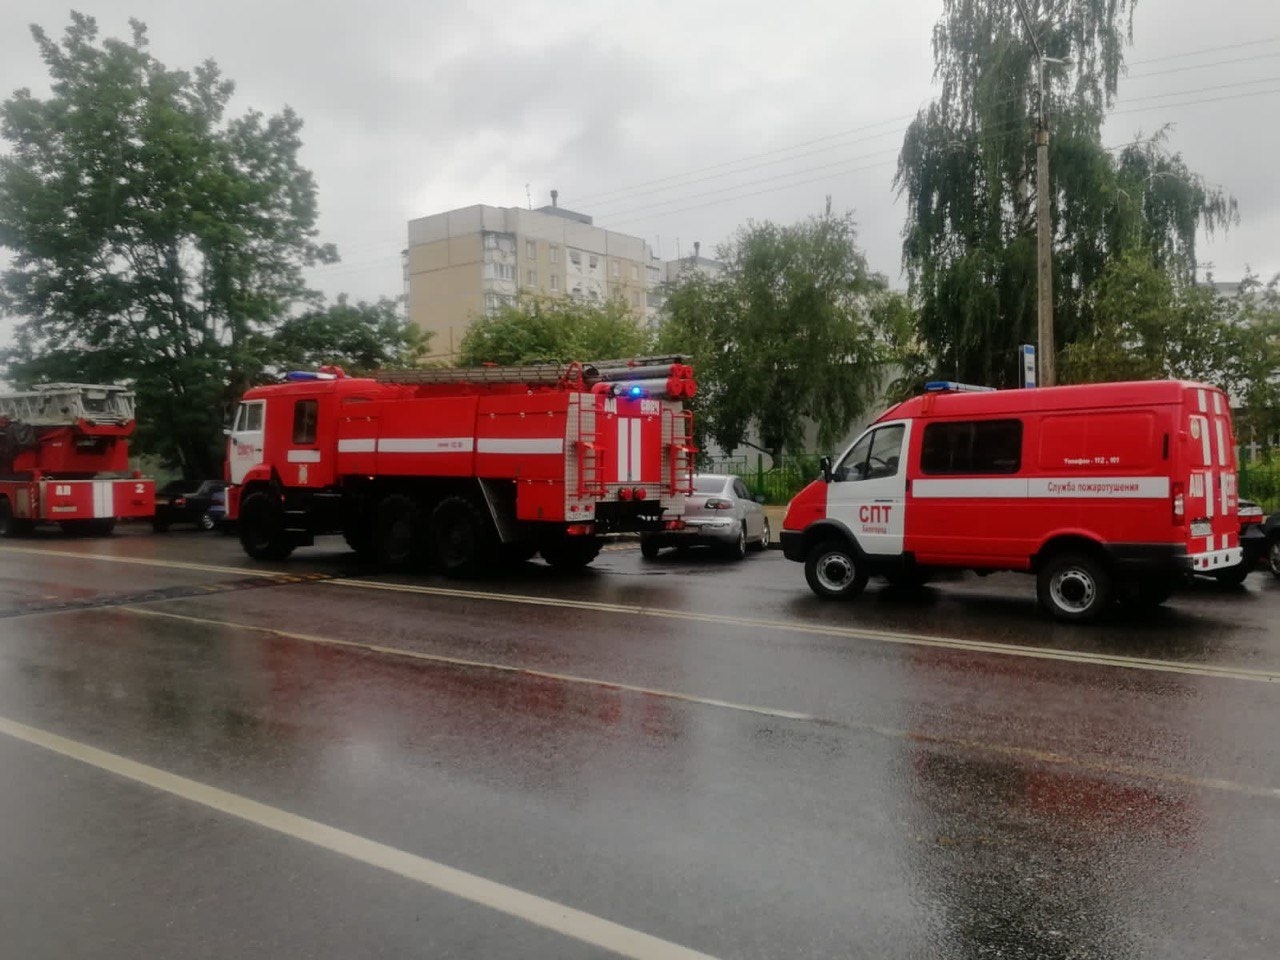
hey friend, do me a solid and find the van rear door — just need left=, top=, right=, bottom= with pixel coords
left=1184, top=385, right=1238, bottom=556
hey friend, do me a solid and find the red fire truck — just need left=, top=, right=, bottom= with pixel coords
left=781, top=380, right=1242, bottom=621
left=225, top=358, right=696, bottom=572
left=0, top=383, right=155, bottom=537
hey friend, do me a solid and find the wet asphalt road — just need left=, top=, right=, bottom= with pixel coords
left=0, top=526, right=1278, bottom=959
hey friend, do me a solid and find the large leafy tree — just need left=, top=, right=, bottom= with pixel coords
left=0, top=13, right=336, bottom=476
left=896, top=0, right=1235, bottom=385
left=658, top=205, right=892, bottom=462
left=272, top=296, right=429, bottom=375
left=458, top=295, right=653, bottom=366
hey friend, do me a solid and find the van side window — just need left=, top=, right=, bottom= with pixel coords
left=836, top=425, right=904, bottom=481
left=292, top=399, right=318, bottom=444
left=921, top=419, right=1022, bottom=474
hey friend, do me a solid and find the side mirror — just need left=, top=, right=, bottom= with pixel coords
left=222, top=428, right=233, bottom=437
left=754, top=493, right=766, bottom=504
left=820, top=456, right=833, bottom=483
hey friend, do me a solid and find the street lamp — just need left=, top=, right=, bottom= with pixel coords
left=1015, top=0, right=1070, bottom=387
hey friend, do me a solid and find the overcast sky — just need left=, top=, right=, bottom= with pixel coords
left=2, top=0, right=1278, bottom=314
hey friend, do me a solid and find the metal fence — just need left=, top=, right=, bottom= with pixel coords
left=700, top=453, right=825, bottom=505
left=1239, top=460, right=1280, bottom=512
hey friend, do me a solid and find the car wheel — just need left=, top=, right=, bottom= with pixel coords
left=752, top=517, right=770, bottom=551
left=1037, top=552, right=1112, bottom=622
left=199, top=511, right=216, bottom=532
left=724, top=525, right=747, bottom=561
left=804, top=539, right=868, bottom=600
left=1268, top=535, right=1280, bottom=579
left=640, top=537, right=661, bottom=560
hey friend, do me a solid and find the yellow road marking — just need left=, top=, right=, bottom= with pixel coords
left=5, top=543, right=1280, bottom=684
left=0, top=715, right=719, bottom=960
left=120, top=607, right=1280, bottom=802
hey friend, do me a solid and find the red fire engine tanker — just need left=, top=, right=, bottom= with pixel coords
left=225, top=358, right=696, bottom=572
left=0, top=383, right=155, bottom=537
left=781, top=380, right=1242, bottom=622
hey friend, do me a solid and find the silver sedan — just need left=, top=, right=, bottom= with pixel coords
left=641, top=473, right=770, bottom=560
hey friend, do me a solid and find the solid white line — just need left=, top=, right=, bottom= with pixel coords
left=4, top=545, right=1279, bottom=684
left=0, top=715, right=721, bottom=960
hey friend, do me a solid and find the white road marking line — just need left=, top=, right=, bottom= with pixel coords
left=117, top=608, right=1280, bottom=802
left=0, top=715, right=721, bottom=960
left=122, top=607, right=815, bottom=723
left=4, top=545, right=1279, bottom=685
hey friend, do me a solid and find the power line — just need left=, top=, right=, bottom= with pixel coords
left=1111, top=86, right=1280, bottom=116
left=1127, top=36, right=1280, bottom=67
left=1126, top=50, right=1280, bottom=81
left=1118, top=75, right=1280, bottom=104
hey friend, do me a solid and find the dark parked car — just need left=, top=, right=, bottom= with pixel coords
left=152, top=479, right=228, bottom=532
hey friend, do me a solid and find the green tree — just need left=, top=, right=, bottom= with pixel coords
left=658, top=206, right=892, bottom=462
left=271, top=296, right=429, bottom=375
left=0, top=13, right=335, bottom=477
left=458, top=295, right=652, bottom=366
left=896, top=0, right=1235, bottom=385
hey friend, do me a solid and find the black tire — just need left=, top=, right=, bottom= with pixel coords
left=0, top=497, right=31, bottom=539
left=1119, top=576, right=1178, bottom=607
left=752, top=517, right=770, bottom=551
left=59, top=518, right=115, bottom=537
left=804, top=539, right=869, bottom=600
left=540, top=537, right=602, bottom=571
left=495, top=541, right=539, bottom=567
left=1036, top=551, right=1113, bottom=622
left=198, top=511, right=216, bottom=532
left=723, top=524, right=748, bottom=561
left=238, top=491, right=294, bottom=561
left=376, top=493, right=423, bottom=568
left=1213, top=563, right=1251, bottom=587
left=640, top=537, right=662, bottom=560
left=1268, top=535, right=1280, bottom=579
left=431, top=496, right=494, bottom=577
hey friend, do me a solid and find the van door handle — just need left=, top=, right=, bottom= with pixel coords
left=874, top=498, right=893, bottom=503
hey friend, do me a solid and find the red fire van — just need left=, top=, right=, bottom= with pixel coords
left=780, top=380, right=1241, bottom=621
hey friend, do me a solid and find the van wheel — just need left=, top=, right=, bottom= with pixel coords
left=804, top=540, right=868, bottom=600
left=1037, top=552, right=1112, bottom=622
left=238, top=491, right=294, bottom=561
left=431, top=496, right=493, bottom=577
left=1268, top=535, right=1280, bottom=579
left=376, top=493, right=423, bottom=567
left=1119, top=576, right=1178, bottom=607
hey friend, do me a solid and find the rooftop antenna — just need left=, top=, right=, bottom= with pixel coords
left=525, top=183, right=532, bottom=209
left=550, top=189, right=559, bottom=208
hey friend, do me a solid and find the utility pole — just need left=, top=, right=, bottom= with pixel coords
left=1016, top=0, right=1059, bottom=386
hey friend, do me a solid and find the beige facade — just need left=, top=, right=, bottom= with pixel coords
left=407, top=203, right=660, bottom=359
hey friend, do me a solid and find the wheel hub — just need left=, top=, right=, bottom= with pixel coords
left=817, top=553, right=856, bottom=591
left=1050, top=568, right=1096, bottom=612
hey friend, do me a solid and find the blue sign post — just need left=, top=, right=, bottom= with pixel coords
left=1021, top=344, right=1037, bottom=388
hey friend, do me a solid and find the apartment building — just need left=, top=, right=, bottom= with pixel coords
left=406, top=197, right=657, bottom=358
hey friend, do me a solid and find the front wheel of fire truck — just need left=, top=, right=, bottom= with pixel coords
left=540, top=537, right=602, bottom=571
left=0, top=497, right=31, bottom=538
left=431, top=496, right=494, bottom=577
left=238, top=491, right=294, bottom=561
left=1037, top=552, right=1113, bottom=622
left=804, top=539, right=869, bottom=600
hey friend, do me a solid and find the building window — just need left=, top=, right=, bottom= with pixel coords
left=631, top=290, right=641, bottom=308
left=550, top=246, right=560, bottom=264
left=550, top=274, right=559, bottom=292
left=292, top=400, right=318, bottom=445
left=920, top=420, right=1023, bottom=475
left=526, top=240, right=536, bottom=260
left=526, top=269, right=537, bottom=286
left=569, top=250, right=581, bottom=267
left=484, top=233, right=499, bottom=250
left=611, top=261, right=620, bottom=278
left=631, top=264, right=640, bottom=281
left=588, top=254, right=598, bottom=270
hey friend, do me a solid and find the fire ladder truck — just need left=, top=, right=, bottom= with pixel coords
left=226, top=356, right=698, bottom=573
left=0, top=383, right=155, bottom=537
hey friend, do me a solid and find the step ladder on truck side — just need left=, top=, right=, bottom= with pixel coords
left=0, top=383, right=155, bottom=538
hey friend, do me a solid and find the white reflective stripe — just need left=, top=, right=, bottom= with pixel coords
left=286, top=449, right=321, bottom=463
left=378, top=437, right=474, bottom=453
left=913, top=478, right=1027, bottom=498
left=94, top=480, right=114, bottom=518
left=1197, top=389, right=1207, bottom=412
left=1213, top=392, right=1223, bottom=414
left=1205, top=471, right=1214, bottom=517
left=1197, top=416, right=1211, bottom=465
left=629, top=419, right=642, bottom=482
left=1215, top=419, right=1227, bottom=467
left=617, top=419, right=628, bottom=480
left=477, top=438, right=564, bottom=455
left=337, top=438, right=376, bottom=453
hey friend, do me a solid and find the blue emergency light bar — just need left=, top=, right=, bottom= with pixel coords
left=285, top=370, right=338, bottom=382
left=924, top=381, right=996, bottom=393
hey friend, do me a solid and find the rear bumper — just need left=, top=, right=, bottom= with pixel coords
left=1106, top=542, right=1241, bottom=574
left=643, top=517, right=741, bottom=547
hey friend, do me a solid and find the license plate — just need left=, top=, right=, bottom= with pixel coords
left=1190, top=521, right=1212, bottom=537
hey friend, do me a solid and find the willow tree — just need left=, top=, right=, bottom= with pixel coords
left=896, top=0, right=1235, bottom=386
